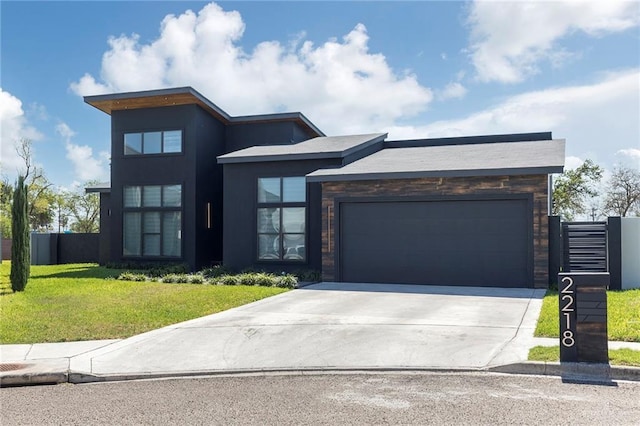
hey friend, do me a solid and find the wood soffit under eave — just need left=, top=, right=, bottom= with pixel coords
left=87, top=93, right=321, bottom=137
left=87, top=94, right=228, bottom=122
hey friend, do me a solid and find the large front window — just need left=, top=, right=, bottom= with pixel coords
left=257, top=177, right=306, bottom=261
left=123, top=185, right=182, bottom=257
left=124, top=130, right=182, bottom=155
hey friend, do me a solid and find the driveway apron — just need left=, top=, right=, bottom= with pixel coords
left=70, top=283, right=546, bottom=377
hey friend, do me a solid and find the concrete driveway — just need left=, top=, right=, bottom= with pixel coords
left=70, top=283, right=546, bottom=380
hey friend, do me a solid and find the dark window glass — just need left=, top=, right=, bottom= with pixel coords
left=122, top=184, right=182, bottom=258
left=124, top=186, right=142, bottom=208
left=256, top=177, right=306, bottom=262
left=124, top=130, right=182, bottom=155
left=143, top=186, right=162, bottom=207
left=163, top=185, right=181, bottom=207
left=143, top=132, right=162, bottom=154
left=282, top=177, right=306, bottom=202
left=163, top=131, right=182, bottom=153
left=162, top=212, right=182, bottom=256
left=258, top=178, right=280, bottom=203
left=124, top=134, right=142, bottom=155
left=123, top=212, right=141, bottom=256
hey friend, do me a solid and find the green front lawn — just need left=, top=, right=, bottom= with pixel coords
left=0, top=262, right=288, bottom=344
left=529, top=345, right=640, bottom=366
left=532, top=287, right=640, bottom=366
left=534, top=289, right=640, bottom=342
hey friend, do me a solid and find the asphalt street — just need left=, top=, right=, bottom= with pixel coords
left=2, top=372, right=639, bottom=425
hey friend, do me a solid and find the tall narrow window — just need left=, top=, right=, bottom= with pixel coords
left=123, top=184, right=182, bottom=258
left=257, top=177, right=306, bottom=261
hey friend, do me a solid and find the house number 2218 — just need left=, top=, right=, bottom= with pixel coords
left=560, top=276, right=575, bottom=347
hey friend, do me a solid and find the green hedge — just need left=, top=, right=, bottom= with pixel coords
left=118, top=271, right=298, bottom=289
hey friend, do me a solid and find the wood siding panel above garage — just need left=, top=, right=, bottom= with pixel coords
left=321, top=175, right=549, bottom=288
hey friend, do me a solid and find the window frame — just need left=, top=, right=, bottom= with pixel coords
left=123, top=129, right=183, bottom=156
left=256, top=177, right=307, bottom=263
left=122, top=184, right=183, bottom=259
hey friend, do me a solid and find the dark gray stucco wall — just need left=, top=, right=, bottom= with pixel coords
left=99, top=193, right=111, bottom=265
left=222, top=158, right=342, bottom=273
left=225, top=122, right=311, bottom=153
left=110, top=104, right=225, bottom=271
left=194, top=106, right=226, bottom=269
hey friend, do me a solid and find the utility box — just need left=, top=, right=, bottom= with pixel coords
left=558, top=272, right=609, bottom=363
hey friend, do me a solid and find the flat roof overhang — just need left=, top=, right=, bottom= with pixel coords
left=84, top=87, right=324, bottom=138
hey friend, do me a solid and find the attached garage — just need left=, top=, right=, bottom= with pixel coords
left=308, top=138, right=566, bottom=289
left=339, top=198, right=531, bottom=287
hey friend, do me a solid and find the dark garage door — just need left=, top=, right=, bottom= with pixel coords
left=340, top=199, right=531, bottom=287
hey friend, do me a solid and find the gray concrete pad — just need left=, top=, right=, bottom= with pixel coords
left=0, top=340, right=120, bottom=362
left=70, top=283, right=546, bottom=378
left=0, top=344, right=32, bottom=362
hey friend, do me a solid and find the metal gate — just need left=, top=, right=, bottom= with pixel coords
left=561, top=221, right=607, bottom=272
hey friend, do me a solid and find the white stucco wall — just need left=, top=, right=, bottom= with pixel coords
left=621, top=217, right=640, bottom=289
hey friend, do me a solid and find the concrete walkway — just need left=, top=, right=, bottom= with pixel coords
left=2, top=283, right=639, bottom=385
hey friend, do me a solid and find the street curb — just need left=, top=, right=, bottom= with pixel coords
left=489, top=362, right=640, bottom=382
left=68, top=367, right=482, bottom=384
left=3, top=362, right=640, bottom=387
left=0, top=370, right=68, bottom=387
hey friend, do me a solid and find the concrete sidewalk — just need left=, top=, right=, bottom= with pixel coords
left=2, top=283, right=639, bottom=385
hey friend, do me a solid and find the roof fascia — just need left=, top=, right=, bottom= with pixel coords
left=217, top=133, right=387, bottom=164
left=385, top=132, right=553, bottom=149
left=84, top=87, right=232, bottom=121
left=306, top=166, right=565, bottom=182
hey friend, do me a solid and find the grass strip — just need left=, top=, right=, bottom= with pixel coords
left=534, top=289, right=640, bottom=342
left=528, top=345, right=640, bottom=366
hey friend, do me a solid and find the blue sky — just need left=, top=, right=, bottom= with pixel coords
left=1, top=1, right=639, bottom=191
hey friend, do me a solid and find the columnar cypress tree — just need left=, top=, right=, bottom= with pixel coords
left=10, top=175, right=30, bottom=292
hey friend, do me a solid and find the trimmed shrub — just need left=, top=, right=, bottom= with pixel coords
left=276, top=275, right=298, bottom=288
left=189, top=274, right=205, bottom=284
left=236, top=273, right=258, bottom=286
left=118, top=272, right=148, bottom=282
left=106, top=262, right=188, bottom=276
left=255, top=272, right=275, bottom=287
left=218, top=275, right=239, bottom=286
left=161, top=273, right=190, bottom=283
left=293, top=269, right=321, bottom=282
left=201, top=265, right=231, bottom=279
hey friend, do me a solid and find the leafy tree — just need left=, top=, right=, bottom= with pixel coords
left=552, top=159, right=603, bottom=221
left=603, top=165, right=640, bottom=217
left=53, top=192, right=70, bottom=233
left=10, top=175, right=30, bottom=292
left=0, top=179, right=13, bottom=239
left=61, top=182, right=101, bottom=233
left=7, top=138, right=56, bottom=232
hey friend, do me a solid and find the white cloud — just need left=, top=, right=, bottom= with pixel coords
left=0, top=88, right=43, bottom=179
left=467, top=0, right=640, bottom=83
left=437, top=82, right=468, bottom=101
left=56, top=122, right=109, bottom=182
left=56, top=122, right=76, bottom=141
left=564, top=156, right=585, bottom=171
left=385, top=69, right=639, bottom=169
left=70, top=2, right=433, bottom=135
left=615, top=148, right=640, bottom=168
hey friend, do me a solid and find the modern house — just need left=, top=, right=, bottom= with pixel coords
left=86, top=87, right=565, bottom=288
